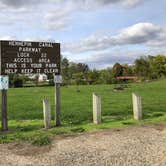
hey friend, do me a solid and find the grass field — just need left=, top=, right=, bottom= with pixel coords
left=0, top=79, right=166, bottom=145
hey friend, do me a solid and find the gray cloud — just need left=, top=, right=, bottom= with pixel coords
left=0, top=0, right=136, bottom=9
left=84, top=0, right=144, bottom=8
left=0, top=0, right=44, bottom=9
left=77, top=47, right=166, bottom=69
left=63, top=23, right=166, bottom=53
left=72, top=49, right=142, bottom=69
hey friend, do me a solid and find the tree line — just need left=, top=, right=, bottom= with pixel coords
left=61, top=55, right=166, bottom=85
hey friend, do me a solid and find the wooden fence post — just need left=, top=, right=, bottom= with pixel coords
left=132, top=93, right=142, bottom=120
left=43, top=98, right=51, bottom=129
left=93, top=93, right=101, bottom=124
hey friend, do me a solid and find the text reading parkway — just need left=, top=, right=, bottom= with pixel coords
left=0, top=40, right=60, bottom=75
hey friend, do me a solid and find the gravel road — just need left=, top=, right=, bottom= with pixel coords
left=0, top=123, right=166, bottom=166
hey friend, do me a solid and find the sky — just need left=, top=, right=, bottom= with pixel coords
left=0, top=0, right=166, bottom=69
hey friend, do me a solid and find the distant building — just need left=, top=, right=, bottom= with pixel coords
left=116, top=76, right=138, bottom=80
left=38, top=74, right=48, bottom=82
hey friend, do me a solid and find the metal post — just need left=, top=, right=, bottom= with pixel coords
left=54, top=74, right=61, bottom=126
left=1, top=89, right=8, bottom=131
left=0, top=42, right=8, bottom=131
left=55, top=83, right=60, bottom=126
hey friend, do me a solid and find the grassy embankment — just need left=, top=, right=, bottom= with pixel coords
left=0, top=79, right=166, bottom=145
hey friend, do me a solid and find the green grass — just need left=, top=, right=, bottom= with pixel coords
left=0, top=79, right=166, bottom=145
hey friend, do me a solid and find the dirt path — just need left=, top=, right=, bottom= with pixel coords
left=0, top=124, right=166, bottom=166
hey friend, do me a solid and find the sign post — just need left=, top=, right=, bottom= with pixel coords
left=54, top=75, right=62, bottom=126
left=1, top=89, right=8, bottom=131
left=0, top=40, right=61, bottom=130
left=0, top=76, right=9, bottom=131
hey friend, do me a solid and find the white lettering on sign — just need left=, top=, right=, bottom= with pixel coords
left=39, top=42, right=53, bottom=48
left=41, top=53, right=47, bottom=58
left=17, top=52, right=30, bottom=57
left=18, top=47, right=41, bottom=53
left=36, top=69, right=41, bottom=73
left=5, top=69, right=18, bottom=74
left=6, top=63, right=17, bottom=68
left=9, top=41, right=32, bottom=47
left=39, top=58, right=50, bottom=63
left=45, top=63, right=57, bottom=68
left=0, top=76, right=9, bottom=90
left=21, top=64, right=26, bottom=68
left=21, top=69, right=33, bottom=74
left=44, top=69, right=58, bottom=74
left=13, top=58, right=32, bottom=63
left=31, top=64, right=42, bottom=68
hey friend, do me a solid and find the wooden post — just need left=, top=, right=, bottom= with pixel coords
left=43, top=98, right=51, bottom=129
left=132, top=93, right=142, bottom=120
left=1, top=89, right=8, bottom=131
left=93, top=93, right=101, bottom=124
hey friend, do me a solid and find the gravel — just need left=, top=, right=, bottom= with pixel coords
left=0, top=123, right=166, bottom=166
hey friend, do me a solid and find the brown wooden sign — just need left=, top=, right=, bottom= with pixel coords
left=0, top=40, right=60, bottom=75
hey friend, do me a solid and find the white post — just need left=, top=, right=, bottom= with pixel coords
left=93, top=93, right=101, bottom=124
left=43, top=98, right=51, bottom=129
left=132, top=93, right=142, bottom=120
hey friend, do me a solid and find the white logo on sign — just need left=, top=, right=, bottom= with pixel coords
left=0, top=76, right=9, bottom=90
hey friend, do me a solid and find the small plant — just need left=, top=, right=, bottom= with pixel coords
left=71, top=127, right=85, bottom=133
left=31, top=135, right=51, bottom=146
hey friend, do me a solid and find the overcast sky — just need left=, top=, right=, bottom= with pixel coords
left=0, top=0, right=166, bottom=68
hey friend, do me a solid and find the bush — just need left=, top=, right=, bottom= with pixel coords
left=48, top=79, right=55, bottom=86
left=13, top=78, right=23, bottom=88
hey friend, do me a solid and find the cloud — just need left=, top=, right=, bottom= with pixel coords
left=121, top=0, right=144, bottom=8
left=72, top=49, right=143, bottom=69
left=0, top=0, right=143, bottom=9
left=77, top=47, right=166, bottom=69
left=63, top=23, right=166, bottom=53
left=0, top=0, right=44, bottom=9
left=43, top=3, right=74, bottom=30
left=84, top=0, right=144, bottom=9
left=43, top=0, right=144, bottom=30
left=0, top=0, right=144, bottom=31
left=112, top=22, right=162, bottom=44
left=0, top=14, right=26, bottom=25
left=0, top=35, right=16, bottom=40
left=24, top=36, right=58, bottom=43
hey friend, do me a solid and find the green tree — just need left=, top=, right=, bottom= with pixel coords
left=150, top=55, right=166, bottom=78
left=135, top=56, right=150, bottom=78
left=73, top=72, right=85, bottom=91
left=86, top=70, right=100, bottom=85
left=61, top=57, right=70, bottom=85
left=112, top=63, right=123, bottom=77
left=99, top=68, right=113, bottom=84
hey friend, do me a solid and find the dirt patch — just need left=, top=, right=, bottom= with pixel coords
left=0, top=123, right=166, bottom=166
left=7, top=142, right=51, bottom=156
